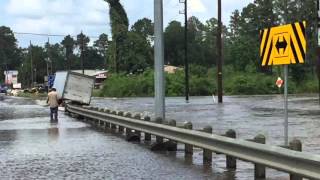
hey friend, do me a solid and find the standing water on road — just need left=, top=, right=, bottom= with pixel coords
left=92, top=94, right=320, bottom=153
left=0, top=95, right=319, bottom=179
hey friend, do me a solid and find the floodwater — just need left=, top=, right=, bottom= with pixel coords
left=0, top=94, right=319, bottom=179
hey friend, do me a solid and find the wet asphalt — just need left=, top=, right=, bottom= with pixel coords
left=0, top=94, right=319, bottom=179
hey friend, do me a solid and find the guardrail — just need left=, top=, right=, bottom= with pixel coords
left=66, top=104, right=320, bottom=180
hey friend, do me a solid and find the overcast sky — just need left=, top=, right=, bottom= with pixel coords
left=0, top=0, right=253, bottom=47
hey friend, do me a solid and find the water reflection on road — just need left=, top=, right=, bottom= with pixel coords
left=0, top=95, right=319, bottom=179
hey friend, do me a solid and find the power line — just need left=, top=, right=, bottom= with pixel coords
left=13, top=32, right=100, bottom=39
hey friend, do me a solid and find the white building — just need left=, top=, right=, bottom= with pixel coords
left=3, top=70, right=18, bottom=85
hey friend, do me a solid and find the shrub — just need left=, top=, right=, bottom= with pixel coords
left=98, top=66, right=320, bottom=97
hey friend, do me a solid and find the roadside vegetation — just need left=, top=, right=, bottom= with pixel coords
left=98, top=65, right=318, bottom=97
left=16, top=91, right=47, bottom=99
left=0, top=0, right=319, bottom=97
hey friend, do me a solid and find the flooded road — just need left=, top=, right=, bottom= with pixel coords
left=92, top=95, right=320, bottom=153
left=0, top=95, right=319, bottom=179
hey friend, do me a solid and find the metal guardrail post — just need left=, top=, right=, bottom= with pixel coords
left=98, top=108, right=104, bottom=112
left=98, top=108, right=105, bottom=126
left=203, top=126, right=213, bottom=165
left=110, top=111, right=117, bottom=130
left=104, top=108, right=110, bottom=113
left=226, top=129, right=236, bottom=169
left=155, top=117, right=164, bottom=143
left=104, top=108, right=111, bottom=128
left=254, top=134, right=266, bottom=179
left=125, top=112, right=132, bottom=137
left=134, top=114, right=142, bottom=140
left=168, top=120, right=177, bottom=151
left=144, top=116, right=152, bottom=141
left=117, top=111, right=124, bottom=133
left=289, top=139, right=302, bottom=180
left=104, top=108, right=111, bottom=129
left=184, top=122, right=193, bottom=156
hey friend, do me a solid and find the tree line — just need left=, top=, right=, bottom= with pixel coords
left=0, top=0, right=319, bottom=90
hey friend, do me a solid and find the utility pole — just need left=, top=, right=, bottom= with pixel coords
left=4, top=63, right=8, bottom=85
left=30, top=41, right=34, bottom=88
left=179, top=0, right=189, bottom=103
left=46, top=38, right=50, bottom=91
left=81, top=31, right=84, bottom=74
left=47, top=38, right=51, bottom=76
left=48, top=38, right=52, bottom=75
left=217, top=0, right=223, bottom=103
left=154, top=0, right=165, bottom=120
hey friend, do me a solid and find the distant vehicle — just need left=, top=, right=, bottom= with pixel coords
left=0, top=85, right=8, bottom=94
left=53, top=71, right=95, bottom=105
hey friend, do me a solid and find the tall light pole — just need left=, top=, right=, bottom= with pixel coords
left=30, top=41, right=34, bottom=88
left=154, top=0, right=165, bottom=120
left=217, top=0, right=223, bottom=103
left=317, top=0, right=320, bottom=104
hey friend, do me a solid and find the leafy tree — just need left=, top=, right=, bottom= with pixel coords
left=122, top=31, right=153, bottom=73
left=19, top=45, right=47, bottom=86
left=202, top=17, right=228, bottom=67
left=187, top=16, right=206, bottom=65
left=76, top=32, right=90, bottom=72
left=131, top=18, right=154, bottom=39
left=47, top=43, right=65, bottom=72
left=105, top=0, right=129, bottom=73
left=31, top=46, right=47, bottom=84
left=94, top=33, right=109, bottom=69
left=164, top=21, right=184, bottom=66
left=61, top=35, right=75, bottom=70
left=0, top=26, right=21, bottom=82
left=85, top=47, right=104, bottom=69
left=229, top=10, right=242, bottom=40
left=274, top=0, right=317, bottom=82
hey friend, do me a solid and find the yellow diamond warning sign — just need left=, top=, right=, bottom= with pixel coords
left=260, top=21, right=306, bottom=66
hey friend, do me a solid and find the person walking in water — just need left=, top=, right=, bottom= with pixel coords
left=47, top=88, right=59, bottom=122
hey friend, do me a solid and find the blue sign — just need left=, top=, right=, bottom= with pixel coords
left=48, top=75, right=55, bottom=88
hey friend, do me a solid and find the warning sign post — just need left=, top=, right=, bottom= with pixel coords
left=260, top=21, right=306, bottom=146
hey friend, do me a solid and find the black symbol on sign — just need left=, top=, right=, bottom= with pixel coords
left=275, top=36, right=287, bottom=54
